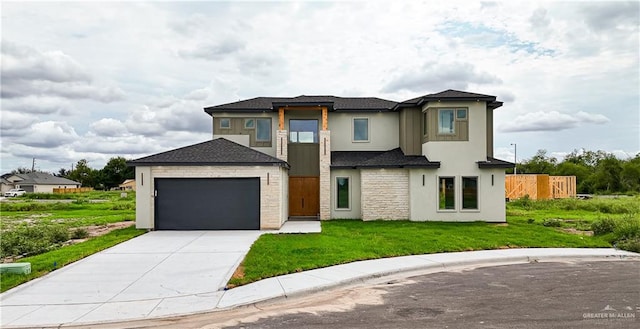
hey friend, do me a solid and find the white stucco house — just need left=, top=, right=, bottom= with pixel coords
left=129, top=90, right=513, bottom=230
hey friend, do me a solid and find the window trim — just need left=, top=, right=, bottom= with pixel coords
left=461, top=176, right=480, bottom=212
left=335, top=176, right=351, bottom=210
left=437, top=176, right=456, bottom=212
left=422, top=110, right=428, bottom=136
left=220, top=118, right=231, bottom=129
left=352, top=117, right=370, bottom=142
left=244, top=118, right=255, bottom=129
left=255, top=118, right=271, bottom=142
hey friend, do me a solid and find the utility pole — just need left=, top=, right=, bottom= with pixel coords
left=31, top=158, right=35, bottom=172
left=510, top=143, right=517, bottom=175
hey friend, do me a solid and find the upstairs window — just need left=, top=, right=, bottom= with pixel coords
left=438, top=108, right=467, bottom=134
left=220, top=118, right=231, bottom=129
left=353, top=118, right=369, bottom=142
left=256, top=118, right=271, bottom=141
left=438, top=109, right=454, bottom=134
left=289, top=119, right=318, bottom=143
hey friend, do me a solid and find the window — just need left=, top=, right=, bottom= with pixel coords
left=353, top=118, right=369, bottom=142
left=256, top=118, right=271, bottom=141
left=289, top=119, right=318, bottom=143
left=438, top=177, right=455, bottom=210
left=462, top=177, right=478, bottom=209
left=336, top=177, right=349, bottom=209
left=456, top=109, right=467, bottom=120
left=244, top=118, right=255, bottom=129
left=438, top=109, right=455, bottom=134
left=422, top=111, right=428, bottom=135
left=220, top=118, right=231, bottom=129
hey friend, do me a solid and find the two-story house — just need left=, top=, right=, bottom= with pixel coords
left=129, top=90, right=513, bottom=230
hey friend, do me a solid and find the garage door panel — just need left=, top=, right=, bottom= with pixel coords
left=155, top=178, right=260, bottom=230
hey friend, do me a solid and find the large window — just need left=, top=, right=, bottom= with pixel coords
left=462, top=177, right=478, bottom=209
left=336, top=177, right=350, bottom=209
left=438, top=108, right=468, bottom=134
left=353, top=118, right=369, bottom=142
left=438, top=109, right=454, bottom=134
left=289, top=119, right=318, bottom=143
left=256, top=118, right=271, bottom=141
left=438, top=177, right=455, bottom=210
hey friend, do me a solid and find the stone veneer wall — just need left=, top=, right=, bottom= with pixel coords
left=319, top=130, right=331, bottom=220
left=148, top=166, right=285, bottom=229
left=361, top=168, right=409, bottom=220
left=276, top=130, right=288, bottom=162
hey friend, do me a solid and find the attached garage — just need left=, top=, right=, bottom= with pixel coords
left=155, top=178, right=260, bottom=230
left=128, top=138, right=290, bottom=230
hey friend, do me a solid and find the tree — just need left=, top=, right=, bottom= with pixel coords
left=55, top=168, right=71, bottom=178
left=518, top=149, right=557, bottom=174
left=101, top=157, right=134, bottom=189
left=620, top=155, right=640, bottom=193
left=68, top=159, right=99, bottom=188
left=10, top=167, right=32, bottom=175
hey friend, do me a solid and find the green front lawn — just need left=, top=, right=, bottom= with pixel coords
left=229, top=219, right=610, bottom=287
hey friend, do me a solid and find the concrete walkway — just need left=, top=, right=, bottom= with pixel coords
left=1, top=244, right=637, bottom=327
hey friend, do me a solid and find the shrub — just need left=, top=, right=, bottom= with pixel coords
left=591, top=218, right=617, bottom=235
left=542, top=218, right=563, bottom=227
left=616, top=238, right=640, bottom=253
left=613, top=216, right=640, bottom=241
left=71, top=228, right=90, bottom=239
left=0, top=225, right=70, bottom=258
left=527, top=218, right=535, bottom=224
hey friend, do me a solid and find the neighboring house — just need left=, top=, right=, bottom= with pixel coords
left=5, top=172, right=81, bottom=193
left=1, top=177, right=14, bottom=193
left=119, top=179, right=136, bottom=191
left=129, top=89, right=513, bottom=230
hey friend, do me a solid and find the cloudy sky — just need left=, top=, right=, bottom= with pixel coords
left=1, top=0, right=638, bottom=173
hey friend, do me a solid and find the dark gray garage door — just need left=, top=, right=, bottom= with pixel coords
left=155, top=178, right=260, bottom=230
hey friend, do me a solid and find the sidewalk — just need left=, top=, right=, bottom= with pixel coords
left=1, top=248, right=638, bottom=328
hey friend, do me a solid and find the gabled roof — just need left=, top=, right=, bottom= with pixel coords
left=397, top=89, right=503, bottom=110
left=332, top=148, right=440, bottom=169
left=205, top=90, right=503, bottom=114
left=12, top=172, right=80, bottom=186
left=477, top=157, right=514, bottom=169
left=128, top=138, right=290, bottom=168
left=204, top=96, right=397, bottom=114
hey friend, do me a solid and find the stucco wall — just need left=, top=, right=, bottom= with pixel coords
left=330, top=169, right=361, bottom=219
left=135, top=165, right=287, bottom=230
left=361, top=168, right=409, bottom=220
left=409, top=168, right=506, bottom=222
left=329, top=112, right=399, bottom=151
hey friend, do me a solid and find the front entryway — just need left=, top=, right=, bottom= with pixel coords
left=289, top=176, right=319, bottom=216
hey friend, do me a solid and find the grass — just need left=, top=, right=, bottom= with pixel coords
left=230, top=196, right=639, bottom=287
left=0, top=226, right=145, bottom=292
left=229, top=219, right=610, bottom=286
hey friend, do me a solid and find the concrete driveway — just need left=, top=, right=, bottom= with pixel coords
left=0, top=230, right=264, bottom=326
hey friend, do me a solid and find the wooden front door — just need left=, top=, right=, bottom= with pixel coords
left=289, top=177, right=320, bottom=216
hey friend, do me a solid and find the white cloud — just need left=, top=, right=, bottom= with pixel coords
left=11, top=121, right=79, bottom=148
left=499, top=111, right=610, bottom=133
left=89, top=118, right=128, bottom=137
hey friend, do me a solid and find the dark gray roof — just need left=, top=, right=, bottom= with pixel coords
left=13, top=172, right=80, bottom=186
left=477, top=157, right=514, bottom=169
left=397, top=89, right=503, bottom=110
left=205, top=90, right=503, bottom=114
left=205, top=96, right=397, bottom=113
left=332, top=148, right=440, bottom=169
left=128, top=138, right=289, bottom=168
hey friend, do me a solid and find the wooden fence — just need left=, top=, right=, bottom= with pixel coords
left=505, top=175, right=576, bottom=200
left=52, top=187, right=93, bottom=194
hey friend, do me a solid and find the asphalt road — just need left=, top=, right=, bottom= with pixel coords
left=70, top=260, right=639, bottom=329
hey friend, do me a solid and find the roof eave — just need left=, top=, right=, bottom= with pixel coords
left=128, top=161, right=289, bottom=169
